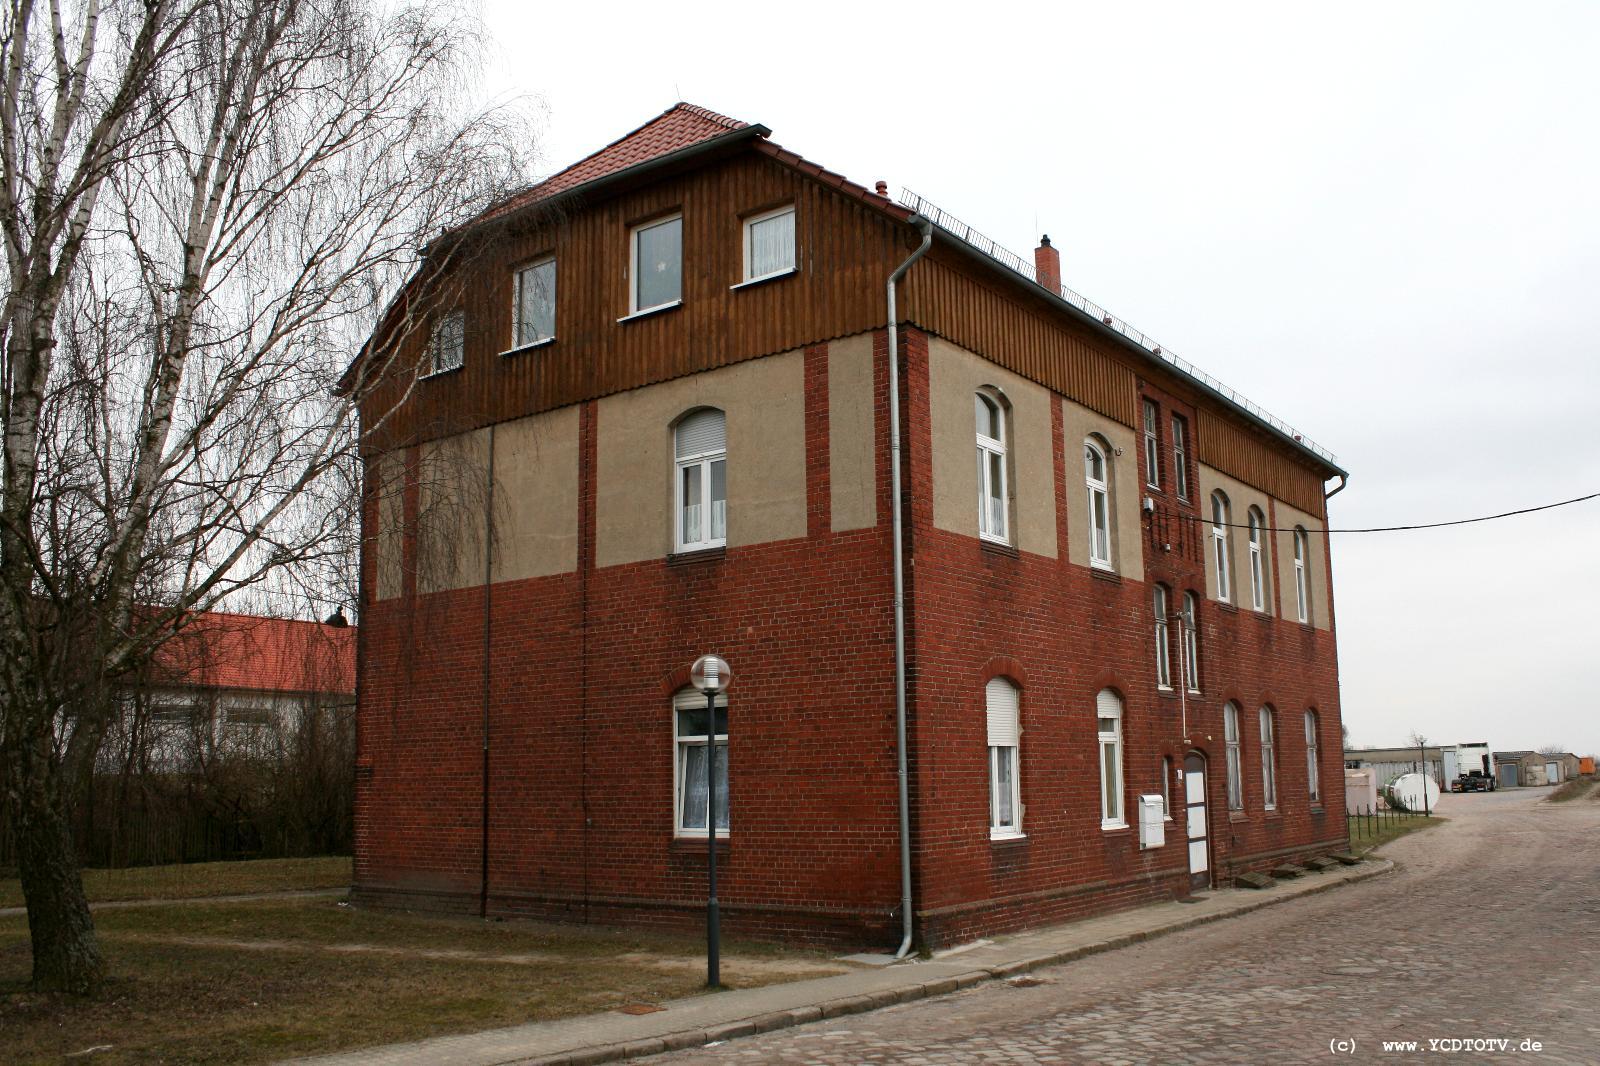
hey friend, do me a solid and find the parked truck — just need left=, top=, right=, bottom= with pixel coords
left=1447, top=742, right=1496, bottom=792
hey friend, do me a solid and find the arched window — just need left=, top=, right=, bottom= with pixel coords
left=1260, top=706, right=1278, bottom=811
left=1181, top=591, right=1200, bottom=693
left=1097, top=689, right=1125, bottom=828
left=1247, top=506, right=1267, bottom=612
left=1305, top=710, right=1320, bottom=802
left=673, top=688, right=728, bottom=836
left=1224, top=702, right=1243, bottom=811
left=1210, top=491, right=1232, bottom=602
left=1085, top=439, right=1112, bottom=569
left=1153, top=584, right=1172, bottom=689
left=975, top=392, right=1009, bottom=544
left=986, top=678, right=1022, bottom=837
left=1142, top=399, right=1161, bottom=489
left=1293, top=526, right=1311, bottom=624
left=675, top=409, right=726, bottom=552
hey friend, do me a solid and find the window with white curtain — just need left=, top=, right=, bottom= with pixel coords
left=430, top=310, right=464, bottom=373
left=975, top=392, right=1009, bottom=544
left=1085, top=439, right=1112, bottom=569
left=674, top=688, right=728, bottom=836
left=743, top=205, right=795, bottom=282
left=1097, top=689, right=1125, bottom=828
left=1172, top=414, right=1190, bottom=501
left=675, top=409, right=726, bottom=552
left=1182, top=591, right=1200, bottom=692
left=1260, top=706, right=1278, bottom=811
left=1294, top=527, right=1310, bottom=624
left=1224, top=702, right=1243, bottom=811
left=1305, top=709, right=1320, bottom=802
left=1248, top=507, right=1267, bottom=612
left=631, top=214, right=682, bottom=313
left=513, top=258, right=556, bottom=346
left=1142, top=400, right=1161, bottom=488
left=1153, top=584, right=1172, bottom=689
left=1211, top=491, right=1232, bottom=602
left=986, top=678, right=1022, bottom=837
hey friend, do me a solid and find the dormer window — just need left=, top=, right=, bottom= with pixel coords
left=743, top=205, right=796, bottom=282
left=430, top=310, right=464, bottom=374
left=513, top=258, right=556, bottom=346
left=631, top=214, right=683, bottom=314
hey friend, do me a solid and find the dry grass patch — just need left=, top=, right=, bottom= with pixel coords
left=1547, top=776, right=1596, bottom=803
left=0, top=896, right=848, bottom=1065
left=0, top=856, right=353, bottom=909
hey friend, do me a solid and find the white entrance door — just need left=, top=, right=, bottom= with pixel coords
left=1184, top=753, right=1210, bottom=891
left=1545, top=762, right=1561, bottom=785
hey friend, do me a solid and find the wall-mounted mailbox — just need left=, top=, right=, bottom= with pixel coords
left=1138, top=794, right=1165, bottom=849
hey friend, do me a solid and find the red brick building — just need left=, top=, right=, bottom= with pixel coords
left=348, top=103, right=1349, bottom=949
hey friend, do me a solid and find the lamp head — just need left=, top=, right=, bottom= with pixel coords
left=690, top=654, right=732, bottom=695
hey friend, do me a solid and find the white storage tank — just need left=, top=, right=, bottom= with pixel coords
left=1385, top=771, right=1441, bottom=813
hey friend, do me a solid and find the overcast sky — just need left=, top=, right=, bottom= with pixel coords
left=478, top=0, right=1600, bottom=756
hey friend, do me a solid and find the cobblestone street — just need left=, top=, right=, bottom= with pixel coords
left=656, top=788, right=1600, bottom=1064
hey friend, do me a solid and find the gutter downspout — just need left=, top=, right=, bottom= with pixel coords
left=480, top=426, right=496, bottom=919
left=1325, top=473, right=1348, bottom=500
left=888, top=217, right=933, bottom=960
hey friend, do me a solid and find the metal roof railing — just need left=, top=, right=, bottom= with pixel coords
left=898, top=188, right=1340, bottom=469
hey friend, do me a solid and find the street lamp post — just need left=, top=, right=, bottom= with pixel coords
left=689, top=654, right=732, bottom=988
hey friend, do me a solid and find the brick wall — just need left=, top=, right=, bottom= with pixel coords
left=354, top=327, right=1346, bottom=950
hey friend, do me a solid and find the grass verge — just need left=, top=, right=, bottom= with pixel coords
left=0, top=895, right=847, bottom=1065
left=1348, top=812, right=1444, bottom=855
left=0, top=856, right=354, bottom=910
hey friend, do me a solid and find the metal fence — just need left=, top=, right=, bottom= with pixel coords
left=1346, top=803, right=1431, bottom=846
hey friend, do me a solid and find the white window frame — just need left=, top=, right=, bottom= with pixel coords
left=1085, top=439, right=1113, bottom=570
left=674, top=410, right=726, bottom=553
left=1247, top=507, right=1267, bottom=612
left=1172, top=414, right=1189, bottom=501
left=1294, top=527, right=1310, bottom=624
left=1305, top=709, right=1320, bottom=802
left=1097, top=689, right=1125, bottom=829
left=986, top=678, right=1022, bottom=839
left=512, top=257, right=556, bottom=348
left=1224, top=702, right=1243, bottom=811
left=1153, top=584, right=1172, bottom=690
left=1211, top=491, right=1232, bottom=602
left=1161, top=755, right=1174, bottom=821
left=1182, top=591, right=1200, bottom=693
left=1142, top=400, right=1160, bottom=489
left=629, top=213, right=684, bottom=315
left=1260, top=706, right=1278, bottom=811
left=975, top=392, right=1009, bottom=544
left=741, top=204, right=796, bottom=283
left=673, top=688, right=728, bottom=839
left=430, top=310, right=464, bottom=374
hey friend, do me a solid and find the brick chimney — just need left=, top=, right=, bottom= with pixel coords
left=1035, top=234, right=1061, bottom=295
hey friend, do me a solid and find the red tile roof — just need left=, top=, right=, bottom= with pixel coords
left=482, top=103, right=753, bottom=223
left=150, top=611, right=356, bottom=697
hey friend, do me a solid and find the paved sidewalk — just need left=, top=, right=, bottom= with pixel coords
left=287, top=858, right=1390, bottom=1066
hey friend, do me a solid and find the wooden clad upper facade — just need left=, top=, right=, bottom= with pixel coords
left=353, top=104, right=1339, bottom=516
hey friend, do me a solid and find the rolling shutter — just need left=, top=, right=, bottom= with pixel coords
left=985, top=677, right=1019, bottom=746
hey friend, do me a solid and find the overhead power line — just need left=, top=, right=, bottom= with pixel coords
left=1177, top=491, right=1599, bottom=535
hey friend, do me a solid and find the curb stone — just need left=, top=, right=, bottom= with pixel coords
left=503, top=859, right=1392, bottom=1066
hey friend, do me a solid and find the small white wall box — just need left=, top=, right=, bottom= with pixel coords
left=1138, top=794, right=1165, bottom=849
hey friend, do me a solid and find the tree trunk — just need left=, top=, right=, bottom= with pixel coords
left=13, top=790, right=102, bottom=994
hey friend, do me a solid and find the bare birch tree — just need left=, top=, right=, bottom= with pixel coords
left=0, top=0, right=529, bottom=993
